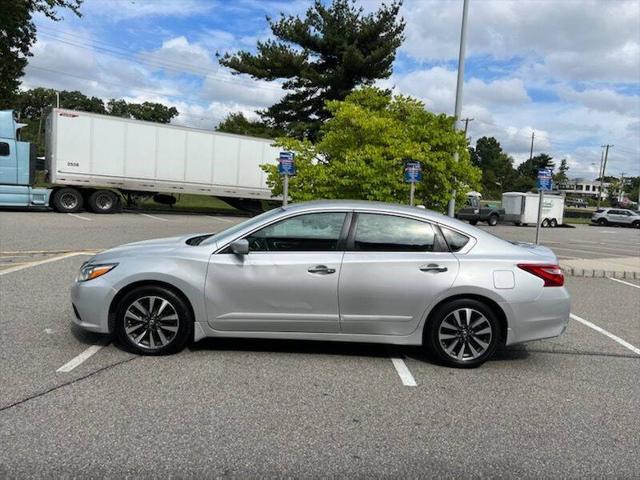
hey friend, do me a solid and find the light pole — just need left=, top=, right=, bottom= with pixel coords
left=447, top=0, right=470, bottom=218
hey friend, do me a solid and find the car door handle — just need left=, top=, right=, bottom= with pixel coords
left=308, top=265, right=336, bottom=274
left=420, top=264, right=448, bottom=273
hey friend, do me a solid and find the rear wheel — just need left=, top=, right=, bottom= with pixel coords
left=469, top=219, right=478, bottom=226
left=633, top=220, right=640, bottom=229
left=51, top=188, right=83, bottom=213
left=549, top=218, right=558, bottom=228
left=88, top=190, right=118, bottom=214
left=425, top=299, right=501, bottom=368
left=115, top=286, right=192, bottom=355
left=541, top=218, right=550, bottom=228
left=487, top=214, right=498, bottom=226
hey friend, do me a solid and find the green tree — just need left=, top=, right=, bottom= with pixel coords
left=0, top=0, right=82, bottom=108
left=106, top=99, right=178, bottom=123
left=216, top=112, right=283, bottom=139
left=261, top=87, right=480, bottom=210
left=553, top=158, right=569, bottom=185
left=469, top=136, right=516, bottom=198
left=219, top=0, right=405, bottom=140
left=513, top=153, right=555, bottom=191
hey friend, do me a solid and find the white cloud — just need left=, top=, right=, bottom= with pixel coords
left=81, top=0, right=214, bottom=21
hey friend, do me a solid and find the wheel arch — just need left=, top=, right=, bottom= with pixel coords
left=108, top=280, right=196, bottom=334
left=422, top=293, right=509, bottom=345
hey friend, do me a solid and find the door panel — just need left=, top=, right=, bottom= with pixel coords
left=205, top=252, right=343, bottom=332
left=338, top=212, right=459, bottom=336
left=339, top=252, right=458, bottom=335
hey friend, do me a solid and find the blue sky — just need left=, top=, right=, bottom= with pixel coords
left=25, top=0, right=640, bottom=178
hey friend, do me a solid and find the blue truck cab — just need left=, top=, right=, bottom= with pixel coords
left=0, top=110, right=51, bottom=208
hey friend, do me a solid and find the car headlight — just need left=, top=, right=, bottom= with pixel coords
left=77, top=263, right=118, bottom=282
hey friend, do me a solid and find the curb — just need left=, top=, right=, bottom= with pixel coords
left=561, top=266, right=640, bottom=279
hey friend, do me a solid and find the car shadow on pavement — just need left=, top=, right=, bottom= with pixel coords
left=190, top=337, right=391, bottom=359
left=70, top=323, right=112, bottom=346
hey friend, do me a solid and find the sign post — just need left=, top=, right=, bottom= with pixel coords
left=535, top=167, right=553, bottom=244
left=404, top=161, right=422, bottom=206
left=278, top=152, right=296, bottom=206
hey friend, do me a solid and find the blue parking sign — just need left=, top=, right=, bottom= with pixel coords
left=404, top=161, right=422, bottom=183
left=536, top=168, right=553, bottom=191
left=278, top=152, right=296, bottom=176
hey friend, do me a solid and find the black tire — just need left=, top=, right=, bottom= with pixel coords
left=487, top=214, right=498, bottom=226
left=88, top=190, right=118, bottom=214
left=598, top=218, right=608, bottom=226
left=550, top=218, right=558, bottom=228
left=51, top=188, right=83, bottom=213
left=424, top=298, right=502, bottom=368
left=541, top=218, right=550, bottom=228
left=633, top=220, right=640, bottom=229
left=115, top=286, right=193, bottom=355
left=513, top=221, right=521, bottom=226
left=469, top=219, right=478, bottom=226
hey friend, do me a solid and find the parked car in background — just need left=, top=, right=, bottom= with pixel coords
left=591, top=208, right=640, bottom=227
left=566, top=198, right=588, bottom=208
left=71, top=200, right=570, bottom=368
left=456, top=193, right=504, bottom=226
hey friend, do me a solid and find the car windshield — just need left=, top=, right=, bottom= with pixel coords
left=200, top=207, right=284, bottom=246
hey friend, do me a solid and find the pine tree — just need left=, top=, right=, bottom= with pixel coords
left=218, top=0, right=405, bottom=141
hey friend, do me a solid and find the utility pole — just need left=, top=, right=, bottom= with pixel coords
left=462, top=117, right=474, bottom=138
left=618, top=172, right=625, bottom=203
left=447, top=0, right=469, bottom=218
left=529, top=131, right=535, bottom=161
left=596, top=147, right=605, bottom=208
left=598, top=144, right=613, bottom=208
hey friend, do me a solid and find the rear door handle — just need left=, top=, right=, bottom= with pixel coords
left=308, top=265, right=336, bottom=274
left=420, top=264, right=448, bottom=273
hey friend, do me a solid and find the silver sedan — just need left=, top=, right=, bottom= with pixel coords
left=71, top=200, right=570, bottom=368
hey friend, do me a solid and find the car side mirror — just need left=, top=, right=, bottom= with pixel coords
left=230, top=239, right=249, bottom=255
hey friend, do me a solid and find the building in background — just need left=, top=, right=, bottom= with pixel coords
left=558, top=178, right=609, bottom=199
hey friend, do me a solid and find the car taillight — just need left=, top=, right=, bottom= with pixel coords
left=517, top=264, right=564, bottom=287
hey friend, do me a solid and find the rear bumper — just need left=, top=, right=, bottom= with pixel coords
left=502, top=286, right=571, bottom=346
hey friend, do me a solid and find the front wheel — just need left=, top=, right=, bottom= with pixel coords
left=425, top=299, right=501, bottom=368
left=632, top=220, right=640, bottom=229
left=598, top=218, right=608, bottom=226
left=115, top=286, right=192, bottom=355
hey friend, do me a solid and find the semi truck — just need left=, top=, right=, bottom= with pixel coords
left=0, top=109, right=281, bottom=213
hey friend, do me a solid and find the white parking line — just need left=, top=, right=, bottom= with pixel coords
left=607, top=277, right=640, bottom=289
left=570, top=313, right=640, bottom=356
left=0, top=252, right=93, bottom=276
left=390, top=357, right=417, bottom=386
left=140, top=213, right=169, bottom=222
left=56, top=343, right=107, bottom=372
left=67, top=213, right=92, bottom=221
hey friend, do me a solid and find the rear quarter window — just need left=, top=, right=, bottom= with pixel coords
left=440, top=227, right=470, bottom=252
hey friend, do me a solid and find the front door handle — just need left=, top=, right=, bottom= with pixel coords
left=420, top=264, right=448, bottom=273
left=308, top=265, right=336, bottom=274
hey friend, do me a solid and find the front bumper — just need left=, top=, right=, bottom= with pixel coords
left=502, top=286, right=571, bottom=346
left=70, top=277, right=117, bottom=334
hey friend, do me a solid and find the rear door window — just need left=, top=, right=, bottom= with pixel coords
left=351, top=214, right=441, bottom=252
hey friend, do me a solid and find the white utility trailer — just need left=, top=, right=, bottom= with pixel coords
left=502, top=192, right=565, bottom=227
left=44, top=108, right=280, bottom=213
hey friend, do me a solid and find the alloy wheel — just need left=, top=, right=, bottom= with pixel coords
left=60, top=193, right=78, bottom=210
left=438, top=308, right=493, bottom=361
left=124, top=296, right=180, bottom=350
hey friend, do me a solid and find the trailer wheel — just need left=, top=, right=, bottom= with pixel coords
left=550, top=218, right=558, bottom=228
left=88, top=190, right=118, bottom=214
left=52, top=188, right=83, bottom=213
left=541, top=218, right=550, bottom=228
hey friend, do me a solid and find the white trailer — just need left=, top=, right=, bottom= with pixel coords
left=502, top=192, right=565, bottom=227
left=44, top=108, right=280, bottom=213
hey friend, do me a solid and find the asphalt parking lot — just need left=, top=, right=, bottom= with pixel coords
left=1, top=210, right=639, bottom=478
